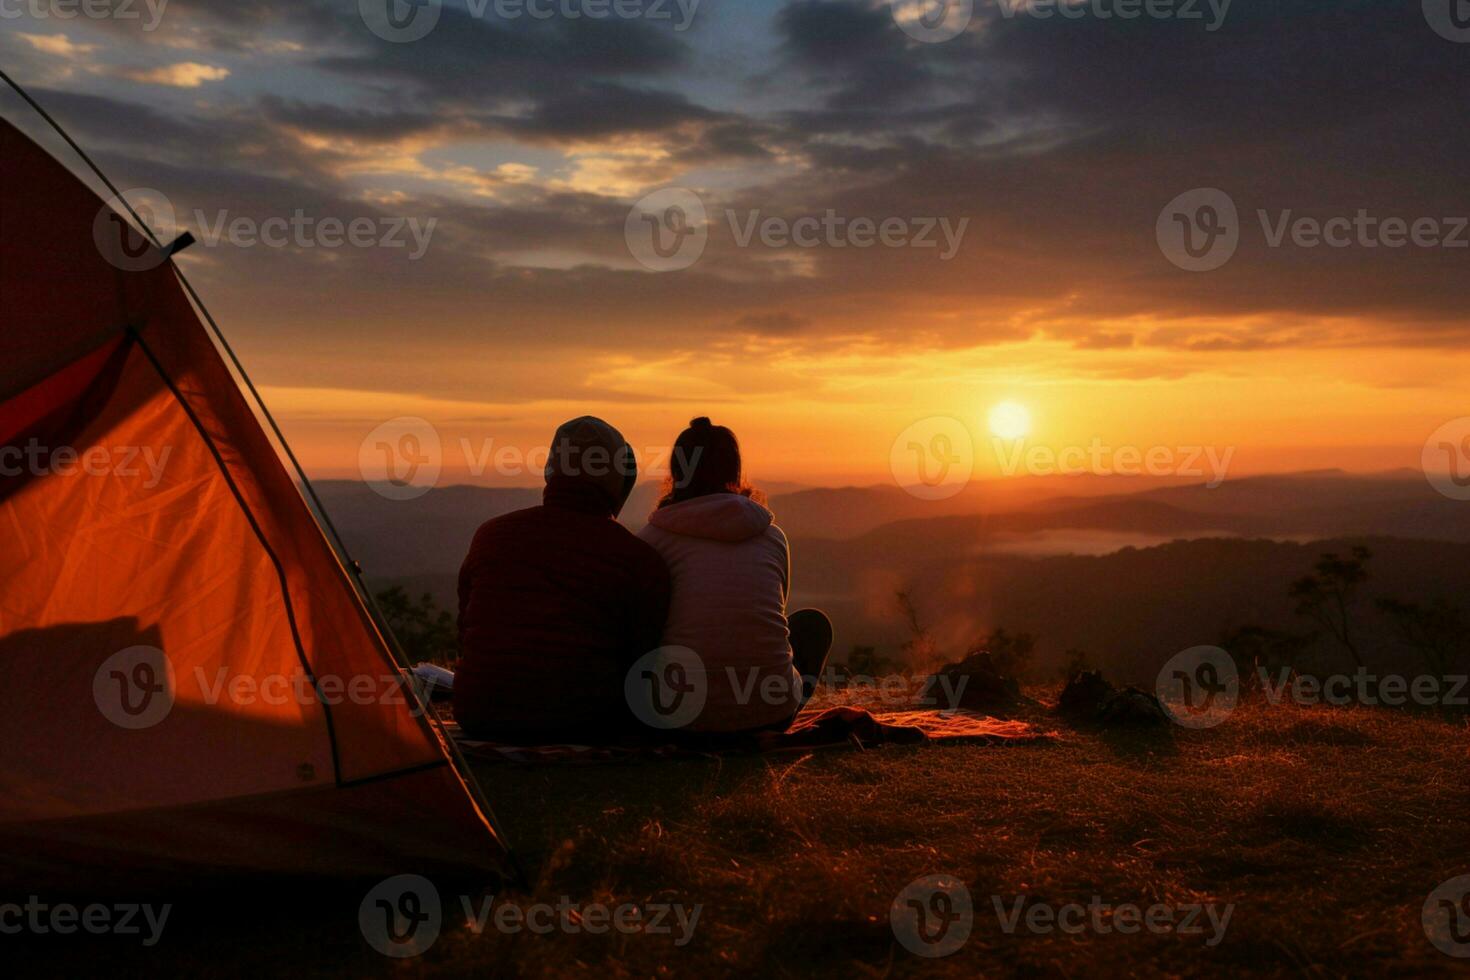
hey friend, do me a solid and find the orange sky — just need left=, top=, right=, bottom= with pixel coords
left=7, top=0, right=1466, bottom=491
left=263, top=335, right=1468, bottom=487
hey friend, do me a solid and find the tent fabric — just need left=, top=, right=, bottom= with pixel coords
left=0, top=116, right=510, bottom=888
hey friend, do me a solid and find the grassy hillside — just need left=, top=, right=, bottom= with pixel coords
left=13, top=696, right=1469, bottom=977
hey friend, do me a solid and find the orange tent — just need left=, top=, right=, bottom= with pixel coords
left=0, top=105, right=513, bottom=891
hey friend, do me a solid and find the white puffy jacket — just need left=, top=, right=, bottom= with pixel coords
left=638, top=494, right=800, bottom=731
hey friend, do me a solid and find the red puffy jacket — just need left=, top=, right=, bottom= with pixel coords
left=453, top=478, right=671, bottom=740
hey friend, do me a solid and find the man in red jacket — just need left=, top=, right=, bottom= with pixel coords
left=453, top=417, right=671, bottom=741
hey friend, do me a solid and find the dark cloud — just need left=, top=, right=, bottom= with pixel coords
left=315, top=6, right=689, bottom=94
left=491, top=83, right=715, bottom=140
left=9, top=0, right=1470, bottom=374
left=259, top=97, right=442, bottom=141
left=777, top=0, right=943, bottom=109
left=76, top=0, right=343, bottom=50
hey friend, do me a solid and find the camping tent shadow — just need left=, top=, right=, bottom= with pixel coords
left=0, top=618, right=502, bottom=897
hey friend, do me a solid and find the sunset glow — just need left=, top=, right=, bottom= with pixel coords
left=2, top=2, right=1464, bottom=489
left=988, top=401, right=1032, bottom=442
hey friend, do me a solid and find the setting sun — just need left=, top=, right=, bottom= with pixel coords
left=988, top=401, right=1032, bottom=441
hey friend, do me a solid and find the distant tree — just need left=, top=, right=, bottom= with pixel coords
left=1289, top=546, right=1372, bottom=670
left=842, top=644, right=902, bottom=678
left=895, top=589, right=940, bottom=669
left=1060, top=647, right=1091, bottom=680
left=1219, top=624, right=1316, bottom=687
left=969, top=627, right=1038, bottom=679
left=375, top=587, right=458, bottom=665
left=1376, top=597, right=1468, bottom=676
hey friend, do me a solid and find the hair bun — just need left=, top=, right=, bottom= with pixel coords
left=690, top=416, right=712, bottom=429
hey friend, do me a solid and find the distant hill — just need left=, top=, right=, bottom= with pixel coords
left=313, top=481, right=541, bottom=579
left=787, top=535, right=1470, bottom=684
left=1065, top=470, right=1470, bottom=541
left=316, top=473, right=1216, bottom=581
left=322, top=470, right=1468, bottom=577
left=766, top=471, right=1203, bottom=539
left=314, top=471, right=1470, bottom=680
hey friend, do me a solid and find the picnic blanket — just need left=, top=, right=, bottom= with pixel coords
left=450, top=706, right=1054, bottom=765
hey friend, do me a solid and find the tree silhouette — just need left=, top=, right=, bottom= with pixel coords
left=1376, top=597, right=1467, bottom=676
left=1288, top=546, right=1372, bottom=670
left=1219, top=624, right=1316, bottom=687
left=895, top=589, right=939, bottom=669
left=969, top=626, right=1038, bottom=679
left=375, top=586, right=458, bottom=665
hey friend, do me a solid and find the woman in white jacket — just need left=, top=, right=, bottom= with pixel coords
left=638, top=418, right=832, bottom=733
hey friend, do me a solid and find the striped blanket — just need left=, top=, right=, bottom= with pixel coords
left=451, top=705, right=1054, bottom=765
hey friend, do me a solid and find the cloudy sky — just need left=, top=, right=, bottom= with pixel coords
left=3, top=0, right=1468, bottom=486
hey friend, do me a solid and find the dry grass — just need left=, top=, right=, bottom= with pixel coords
left=456, top=697, right=1470, bottom=978
left=10, top=697, right=1470, bottom=978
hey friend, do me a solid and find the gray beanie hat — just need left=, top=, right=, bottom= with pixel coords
left=544, top=416, right=637, bottom=515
